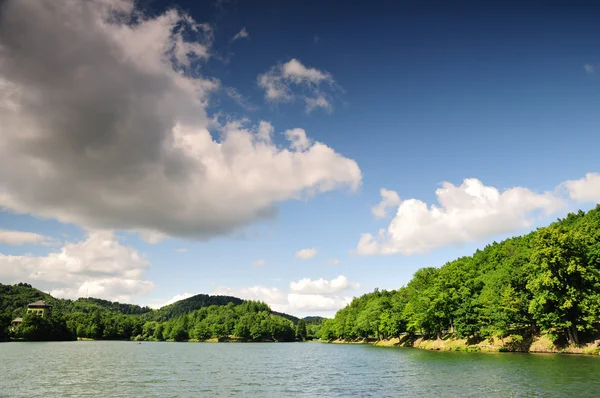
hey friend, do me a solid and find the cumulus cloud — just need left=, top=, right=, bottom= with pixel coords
left=257, top=58, right=337, bottom=112
left=0, top=230, right=55, bottom=246
left=212, top=274, right=357, bottom=314
left=287, top=294, right=352, bottom=311
left=231, top=27, right=249, bottom=41
left=371, top=188, right=402, bottom=219
left=252, top=259, right=266, bottom=267
left=295, top=248, right=318, bottom=259
left=289, top=275, right=358, bottom=294
left=0, top=0, right=361, bottom=242
left=562, top=173, right=600, bottom=203
left=0, top=230, right=154, bottom=302
left=328, top=258, right=341, bottom=265
left=356, top=178, right=564, bottom=256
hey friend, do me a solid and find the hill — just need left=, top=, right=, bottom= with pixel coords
left=0, top=283, right=316, bottom=342
left=145, top=294, right=245, bottom=322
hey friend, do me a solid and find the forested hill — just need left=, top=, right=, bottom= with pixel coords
left=144, top=294, right=245, bottom=322
left=320, top=205, right=600, bottom=347
left=0, top=283, right=152, bottom=317
left=0, top=283, right=320, bottom=342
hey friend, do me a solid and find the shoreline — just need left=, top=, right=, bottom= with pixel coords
left=325, top=334, right=600, bottom=355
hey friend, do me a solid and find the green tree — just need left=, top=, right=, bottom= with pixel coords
left=527, top=227, right=600, bottom=345
left=295, top=319, right=307, bottom=341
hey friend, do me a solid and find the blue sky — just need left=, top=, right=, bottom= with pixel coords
left=1, top=0, right=599, bottom=316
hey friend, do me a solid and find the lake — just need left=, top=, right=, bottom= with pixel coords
left=1, top=341, right=600, bottom=397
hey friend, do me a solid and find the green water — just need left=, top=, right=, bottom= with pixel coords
left=1, top=341, right=599, bottom=397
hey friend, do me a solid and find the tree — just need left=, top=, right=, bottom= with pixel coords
left=527, top=227, right=600, bottom=345
left=295, top=319, right=307, bottom=341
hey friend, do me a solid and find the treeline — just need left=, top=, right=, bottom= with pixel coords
left=320, top=205, right=600, bottom=346
left=140, top=301, right=297, bottom=342
left=0, top=284, right=318, bottom=342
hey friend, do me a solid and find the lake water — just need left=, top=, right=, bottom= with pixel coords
left=1, top=341, right=600, bottom=397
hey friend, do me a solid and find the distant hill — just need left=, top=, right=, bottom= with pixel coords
left=0, top=283, right=151, bottom=318
left=303, top=316, right=326, bottom=325
left=145, top=294, right=306, bottom=324
left=62, top=297, right=152, bottom=316
left=0, top=282, right=318, bottom=325
left=0, top=283, right=56, bottom=316
left=144, top=294, right=245, bottom=322
left=273, top=311, right=299, bottom=324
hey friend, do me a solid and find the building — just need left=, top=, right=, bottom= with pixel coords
left=26, top=300, right=53, bottom=317
left=10, top=317, right=23, bottom=330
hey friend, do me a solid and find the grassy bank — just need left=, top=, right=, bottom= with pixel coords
left=326, top=334, right=600, bottom=355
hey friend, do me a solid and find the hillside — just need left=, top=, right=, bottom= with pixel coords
left=144, top=294, right=245, bottom=322
left=320, top=205, right=600, bottom=352
left=0, top=283, right=152, bottom=318
left=0, top=283, right=317, bottom=342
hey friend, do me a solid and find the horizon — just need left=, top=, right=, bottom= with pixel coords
left=1, top=0, right=600, bottom=318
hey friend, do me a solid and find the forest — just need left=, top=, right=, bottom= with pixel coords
left=320, top=205, right=600, bottom=347
left=0, top=284, right=318, bottom=342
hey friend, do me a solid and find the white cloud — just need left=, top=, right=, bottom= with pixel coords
left=0, top=230, right=154, bottom=302
left=257, top=58, right=337, bottom=112
left=0, top=230, right=54, bottom=246
left=562, top=173, right=600, bottom=203
left=285, top=128, right=312, bottom=151
left=212, top=277, right=354, bottom=314
left=252, top=259, right=266, bottom=267
left=231, top=27, right=249, bottom=41
left=356, top=178, right=564, bottom=256
left=281, top=59, right=331, bottom=84
left=175, top=248, right=188, bottom=253
left=327, top=258, right=340, bottom=265
left=295, top=248, right=318, bottom=259
left=287, top=293, right=352, bottom=312
left=212, top=286, right=288, bottom=307
left=305, top=95, right=332, bottom=113
left=256, top=121, right=274, bottom=143
left=0, top=0, right=361, bottom=241
left=289, top=275, right=358, bottom=295
left=371, top=188, right=402, bottom=219
left=51, top=278, right=154, bottom=304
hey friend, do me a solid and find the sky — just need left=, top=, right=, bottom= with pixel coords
left=1, top=0, right=600, bottom=317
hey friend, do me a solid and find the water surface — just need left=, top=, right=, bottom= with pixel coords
left=1, top=341, right=599, bottom=397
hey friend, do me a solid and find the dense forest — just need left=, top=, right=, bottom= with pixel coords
left=320, top=205, right=600, bottom=347
left=0, top=284, right=320, bottom=342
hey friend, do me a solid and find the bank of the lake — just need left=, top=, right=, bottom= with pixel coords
left=327, top=334, right=600, bottom=355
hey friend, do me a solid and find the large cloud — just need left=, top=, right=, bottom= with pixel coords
left=0, top=230, right=154, bottom=302
left=357, top=178, right=564, bottom=255
left=0, top=0, right=361, bottom=241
